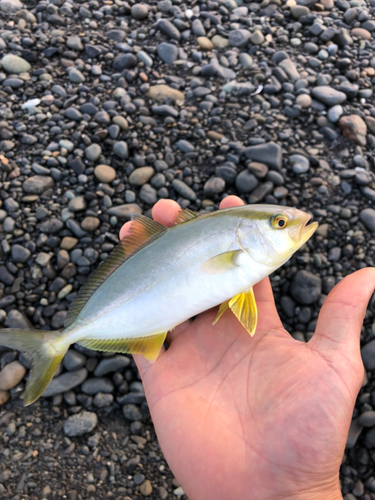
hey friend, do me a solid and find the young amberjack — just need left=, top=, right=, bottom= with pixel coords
left=0, top=205, right=317, bottom=405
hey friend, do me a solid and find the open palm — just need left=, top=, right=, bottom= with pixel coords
left=121, top=198, right=375, bottom=500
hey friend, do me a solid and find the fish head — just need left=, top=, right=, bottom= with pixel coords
left=236, top=205, right=318, bottom=268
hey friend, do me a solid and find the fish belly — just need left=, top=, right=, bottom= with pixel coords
left=69, top=254, right=264, bottom=342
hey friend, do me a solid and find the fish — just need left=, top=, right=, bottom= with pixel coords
left=0, top=204, right=318, bottom=406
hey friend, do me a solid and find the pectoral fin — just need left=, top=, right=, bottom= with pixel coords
left=79, top=332, right=167, bottom=363
left=212, top=288, right=258, bottom=336
left=200, top=250, right=243, bottom=275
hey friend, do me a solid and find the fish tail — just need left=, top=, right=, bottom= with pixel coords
left=0, top=329, right=69, bottom=406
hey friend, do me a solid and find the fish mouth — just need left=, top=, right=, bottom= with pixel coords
left=290, top=214, right=319, bottom=246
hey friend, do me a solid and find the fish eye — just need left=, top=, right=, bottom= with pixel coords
left=271, top=214, right=289, bottom=230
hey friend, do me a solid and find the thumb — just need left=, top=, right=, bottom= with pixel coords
left=309, top=268, right=375, bottom=356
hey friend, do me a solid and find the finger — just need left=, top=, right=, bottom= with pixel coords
left=219, top=195, right=244, bottom=209
left=309, top=268, right=375, bottom=355
left=133, top=345, right=166, bottom=378
left=253, top=277, right=284, bottom=332
left=119, top=199, right=181, bottom=239
left=152, top=199, right=181, bottom=226
left=166, top=319, right=192, bottom=344
left=119, top=221, right=132, bottom=240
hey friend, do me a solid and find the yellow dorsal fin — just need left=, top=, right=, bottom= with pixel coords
left=200, top=250, right=243, bottom=275
left=65, top=215, right=167, bottom=328
left=228, top=288, right=257, bottom=336
left=173, top=208, right=199, bottom=225
left=78, top=333, right=167, bottom=362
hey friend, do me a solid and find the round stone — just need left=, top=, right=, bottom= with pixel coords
left=131, top=3, right=149, bottom=19
left=81, top=217, right=100, bottom=231
left=94, top=164, right=116, bottom=183
left=360, top=208, right=375, bottom=232
left=68, top=68, right=85, bottom=83
left=295, top=94, right=311, bottom=108
left=0, top=361, right=26, bottom=391
left=197, top=37, right=213, bottom=50
left=113, top=141, right=129, bottom=159
left=327, top=105, right=343, bottom=123
left=1, top=54, right=31, bottom=74
left=85, top=144, right=102, bottom=162
left=289, top=154, right=310, bottom=174
left=64, top=411, right=98, bottom=437
left=129, top=167, right=155, bottom=186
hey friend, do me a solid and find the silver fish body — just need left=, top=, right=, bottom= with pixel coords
left=0, top=204, right=318, bottom=405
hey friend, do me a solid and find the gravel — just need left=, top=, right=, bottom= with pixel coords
left=0, top=0, right=374, bottom=497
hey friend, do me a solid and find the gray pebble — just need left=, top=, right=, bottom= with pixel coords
left=360, top=209, right=375, bottom=232
left=85, top=144, right=102, bottom=162
left=123, top=404, right=143, bottom=421
left=64, top=411, right=98, bottom=437
left=94, top=355, right=130, bottom=377
left=81, top=377, right=114, bottom=395
left=63, top=350, right=87, bottom=371
left=42, top=368, right=88, bottom=397
left=289, top=154, right=309, bottom=174
left=113, top=141, right=129, bottom=159
left=172, top=179, right=197, bottom=201
left=291, top=270, right=321, bottom=305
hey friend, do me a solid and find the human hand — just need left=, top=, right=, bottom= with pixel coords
left=120, top=197, right=375, bottom=500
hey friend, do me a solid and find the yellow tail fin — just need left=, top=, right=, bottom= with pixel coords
left=0, top=329, right=69, bottom=406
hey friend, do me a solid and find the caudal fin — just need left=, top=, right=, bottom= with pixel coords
left=0, top=329, right=69, bottom=406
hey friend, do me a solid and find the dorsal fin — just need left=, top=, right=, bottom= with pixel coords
left=64, top=215, right=167, bottom=328
left=173, top=208, right=199, bottom=225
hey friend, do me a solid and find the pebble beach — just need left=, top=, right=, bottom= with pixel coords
left=0, top=0, right=375, bottom=497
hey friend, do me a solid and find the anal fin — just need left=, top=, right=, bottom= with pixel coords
left=212, top=288, right=257, bottom=336
left=212, top=300, right=230, bottom=325
left=79, top=333, right=167, bottom=362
